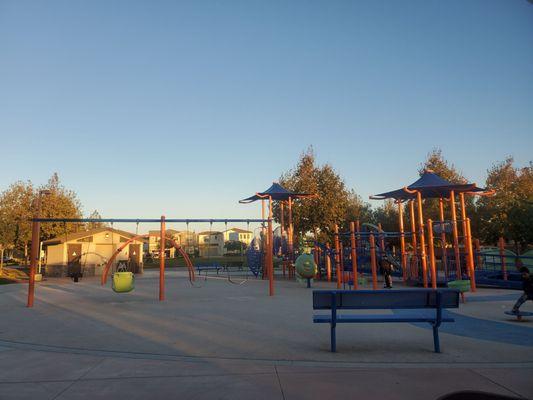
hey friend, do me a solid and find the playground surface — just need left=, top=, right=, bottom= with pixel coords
left=1, top=271, right=532, bottom=400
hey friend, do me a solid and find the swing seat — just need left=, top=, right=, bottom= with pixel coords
left=112, top=271, right=135, bottom=293
left=447, top=279, right=470, bottom=293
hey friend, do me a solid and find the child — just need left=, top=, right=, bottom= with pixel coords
left=380, top=256, right=393, bottom=289
left=512, top=267, right=533, bottom=313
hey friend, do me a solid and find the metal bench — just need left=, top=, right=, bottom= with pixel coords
left=195, top=264, right=224, bottom=276
left=313, top=289, right=460, bottom=353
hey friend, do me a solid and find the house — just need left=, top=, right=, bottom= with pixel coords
left=43, top=227, right=144, bottom=277
left=222, top=227, right=253, bottom=255
left=147, top=229, right=198, bottom=257
left=197, top=231, right=224, bottom=257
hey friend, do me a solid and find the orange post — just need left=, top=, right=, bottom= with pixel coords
left=397, top=201, right=407, bottom=282
left=350, top=222, right=358, bottom=290
left=268, top=217, right=274, bottom=296
left=466, top=218, right=477, bottom=292
left=334, top=225, right=341, bottom=289
left=416, top=191, right=428, bottom=288
left=326, top=242, right=332, bottom=282
left=439, top=198, right=448, bottom=277
left=369, top=233, right=378, bottom=290
left=450, top=191, right=461, bottom=280
left=459, top=193, right=472, bottom=279
left=159, top=215, right=166, bottom=301
left=409, top=200, right=418, bottom=278
left=27, top=208, right=41, bottom=307
left=498, top=237, right=507, bottom=281
left=427, top=219, right=437, bottom=289
left=474, top=238, right=482, bottom=270
left=339, top=242, right=345, bottom=284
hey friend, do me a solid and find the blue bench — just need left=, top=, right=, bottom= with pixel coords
left=313, top=289, right=460, bottom=353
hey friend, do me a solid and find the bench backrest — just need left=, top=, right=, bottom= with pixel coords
left=313, top=289, right=460, bottom=310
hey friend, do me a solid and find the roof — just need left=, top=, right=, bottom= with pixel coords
left=224, top=227, right=252, bottom=234
left=370, top=170, right=490, bottom=201
left=148, top=229, right=180, bottom=235
left=197, top=231, right=223, bottom=235
left=239, top=182, right=316, bottom=203
left=42, top=227, right=140, bottom=246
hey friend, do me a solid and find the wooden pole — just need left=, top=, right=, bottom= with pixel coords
left=378, top=222, right=386, bottom=258
left=439, top=198, right=448, bottom=278
left=397, top=201, right=407, bottom=282
left=416, top=191, right=428, bottom=288
left=159, top=215, right=166, bottom=301
left=350, top=221, right=358, bottom=290
left=466, top=218, right=477, bottom=292
left=450, top=191, right=461, bottom=280
left=474, top=238, right=482, bottom=270
left=334, top=225, right=341, bottom=289
left=427, top=219, right=437, bottom=289
left=339, top=241, right=345, bottom=285
left=268, top=217, right=274, bottom=296
left=459, top=193, right=473, bottom=280
left=369, top=233, right=378, bottom=290
left=498, top=237, right=507, bottom=281
left=288, top=197, right=294, bottom=266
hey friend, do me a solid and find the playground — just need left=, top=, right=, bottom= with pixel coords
left=0, top=270, right=532, bottom=399
left=1, top=176, right=532, bottom=399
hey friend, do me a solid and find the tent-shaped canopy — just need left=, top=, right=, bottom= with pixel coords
left=239, top=182, right=315, bottom=203
left=370, top=170, right=489, bottom=201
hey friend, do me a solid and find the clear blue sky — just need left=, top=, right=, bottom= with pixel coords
left=1, top=0, right=532, bottom=229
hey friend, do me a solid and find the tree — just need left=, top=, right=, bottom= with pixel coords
left=39, top=173, right=83, bottom=241
left=275, top=148, right=351, bottom=242
left=477, top=158, right=533, bottom=252
left=0, top=181, right=35, bottom=261
left=87, top=210, right=106, bottom=230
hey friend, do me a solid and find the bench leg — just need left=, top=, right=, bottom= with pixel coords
left=330, top=324, right=336, bottom=352
left=432, top=326, right=440, bottom=353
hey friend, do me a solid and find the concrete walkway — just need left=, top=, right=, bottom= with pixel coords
left=1, top=270, right=532, bottom=399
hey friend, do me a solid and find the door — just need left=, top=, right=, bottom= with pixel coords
left=128, top=244, right=141, bottom=273
left=67, top=244, right=82, bottom=278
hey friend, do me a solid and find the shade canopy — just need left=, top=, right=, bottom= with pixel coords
left=370, top=170, right=489, bottom=201
left=239, top=182, right=315, bottom=203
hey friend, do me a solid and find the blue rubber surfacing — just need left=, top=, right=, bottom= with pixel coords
left=393, top=309, right=533, bottom=347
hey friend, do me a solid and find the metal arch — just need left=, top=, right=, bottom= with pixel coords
left=101, top=234, right=196, bottom=286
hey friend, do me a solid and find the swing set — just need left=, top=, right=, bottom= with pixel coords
left=26, top=216, right=273, bottom=308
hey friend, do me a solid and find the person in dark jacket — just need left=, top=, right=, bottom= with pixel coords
left=512, top=267, right=533, bottom=313
left=379, top=256, right=393, bottom=289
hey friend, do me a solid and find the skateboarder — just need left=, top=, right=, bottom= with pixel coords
left=511, top=266, right=533, bottom=314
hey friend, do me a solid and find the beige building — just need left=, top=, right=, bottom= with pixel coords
left=147, top=229, right=198, bottom=257
left=197, top=231, right=224, bottom=257
left=43, top=227, right=144, bottom=277
left=222, top=227, right=253, bottom=246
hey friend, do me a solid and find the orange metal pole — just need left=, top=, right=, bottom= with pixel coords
left=159, top=215, right=166, bottom=301
left=378, top=223, right=386, bottom=260
left=450, top=191, right=461, bottom=280
left=27, top=200, right=42, bottom=307
left=459, top=193, right=473, bottom=279
left=326, top=242, right=332, bottom=282
left=288, top=197, right=294, bottom=265
left=334, top=225, right=341, bottom=289
left=397, top=201, right=407, bottom=282
left=409, top=200, right=418, bottom=278
left=439, top=198, right=448, bottom=278
left=268, top=217, right=274, bottom=296
left=499, top=237, right=507, bottom=281
left=466, top=218, right=477, bottom=292
left=339, top=241, right=345, bottom=284
left=474, top=238, right=482, bottom=270
left=416, top=191, right=428, bottom=288
left=427, top=219, right=437, bottom=289
left=369, top=233, right=378, bottom=290
left=350, top=221, right=358, bottom=290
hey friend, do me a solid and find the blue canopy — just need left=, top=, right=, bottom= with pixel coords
left=239, top=182, right=315, bottom=203
left=370, top=170, right=488, bottom=201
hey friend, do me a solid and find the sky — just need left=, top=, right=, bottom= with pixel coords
left=1, top=0, right=532, bottom=231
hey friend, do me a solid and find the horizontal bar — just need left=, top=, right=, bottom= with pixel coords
left=32, top=218, right=269, bottom=223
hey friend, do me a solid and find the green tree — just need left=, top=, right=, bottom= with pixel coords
left=39, top=173, right=83, bottom=241
left=477, top=158, right=533, bottom=252
left=275, top=148, right=364, bottom=243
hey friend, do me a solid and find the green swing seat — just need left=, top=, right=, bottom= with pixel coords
left=112, top=271, right=135, bottom=293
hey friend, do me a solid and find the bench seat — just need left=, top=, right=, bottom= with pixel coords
left=313, top=314, right=454, bottom=324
